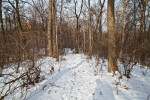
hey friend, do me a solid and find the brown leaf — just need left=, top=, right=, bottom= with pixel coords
left=94, top=73, right=98, bottom=76
left=124, top=87, right=128, bottom=90
left=118, top=75, right=122, bottom=79
left=115, top=82, right=119, bottom=85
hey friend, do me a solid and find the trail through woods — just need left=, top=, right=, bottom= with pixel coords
left=26, top=51, right=150, bottom=100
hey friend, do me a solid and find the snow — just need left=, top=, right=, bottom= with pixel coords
left=1, top=49, right=150, bottom=100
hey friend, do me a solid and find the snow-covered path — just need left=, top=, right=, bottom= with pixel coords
left=26, top=53, right=150, bottom=100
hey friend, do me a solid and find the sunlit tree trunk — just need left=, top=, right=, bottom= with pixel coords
left=47, top=0, right=53, bottom=56
left=107, top=0, right=119, bottom=73
left=52, top=0, right=58, bottom=58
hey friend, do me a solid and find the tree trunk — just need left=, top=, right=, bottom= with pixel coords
left=122, top=0, right=128, bottom=46
left=133, top=0, right=136, bottom=39
left=139, top=0, right=146, bottom=42
left=5, top=12, right=8, bottom=31
left=88, top=0, right=93, bottom=58
left=47, top=0, right=53, bottom=56
left=0, top=0, right=7, bottom=76
left=99, top=0, right=105, bottom=39
left=0, top=0, right=7, bottom=52
left=74, top=0, right=83, bottom=53
left=141, top=0, right=146, bottom=33
left=52, top=0, right=58, bottom=58
left=82, top=19, right=86, bottom=53
left=8, top=14, right=12, bottom=30
left=47, top=0, right=58, bottom=59
left=120, top=0, right=129, bottom=57
left=16, top=0, right=28, bottom=64
left=76, top=17, right=79, bottom=53
left=0, top=66, right=2, bottom=77
left=16, top=0, right=23, bottom=33
left=107, top=0, right=119, bottom=73
left=59, top=0, right=63, bottom=52
left=99, top=13, right=102, bottom=38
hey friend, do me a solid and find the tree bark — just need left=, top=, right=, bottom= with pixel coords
left=16, top=0, right=23, bottom=33
left=82, top=19, right=86, bottom=53
left=0, top=0, right=7, bottom=51
left=99, top=0, right=105, bottom=39
left=74, top=0, right=83, bottom=53
left=0, top=0, right=3, bottom=76
left=122, top=0, right=129, bottom=45
left=59, top=0, right=63, bottom=51
left=47, top=0, right=53, bottom=56
left=8, top=14, right=12, bottom=30
left=139, top=0, right=146, bottom=42
left=107, top=0, right=119, bottom=73
left=141, top=0, right=146, bottom=33
left=133, top=0, right=136, bottom=39
left=88, top=0, right=93, bottom=58
left=120, top=0, right=129, bottom=57
left=52, top=0, right=58, bottom=58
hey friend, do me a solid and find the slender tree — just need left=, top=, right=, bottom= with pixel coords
left=74, top=0, right=83, bottom=53
left=52, top=0, right=58, bottom=58
left=99, top=0, right=106, bottom=39
left=16, top=0, right=23, bottom=33
left=8, top=0, right=23, bottom=33
left=133, top=0, right=137, bottom=39
left=120, top=0, right=130, bottom=57
left=0, top=0, right=8, bottom=76
left=59, top=0, right=64, bottom=51
left=0, top=0, right=3, bottom=76
left=0, top=0, right=7, bottom=51
left=47, top=0, right=53, bottom=56
left=88, top=0, right=93, bottom=58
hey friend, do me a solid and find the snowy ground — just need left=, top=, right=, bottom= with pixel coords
left=25, top=52, right=150, bottom=100
left=1, top=50, right=150, bottom=100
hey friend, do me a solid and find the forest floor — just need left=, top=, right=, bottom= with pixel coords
left=1, top=49, right=150, bottom=100
left=25, top=49, right=150, bottom=100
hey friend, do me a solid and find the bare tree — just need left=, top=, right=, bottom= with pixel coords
left=47, top=0, right=53, bottom=56
left=98, top=0, right=106, bottom=39
left=58, top=0, right=64, bottom=51
left=0, top=0, right=8, bottom=76
left=47, top=0, right=58, bottom=58
left=8, top=0, right=23, bottom=33
left=0, top=0, right=7, bottom=52
left=74, top=0, right=83, bottom=53
left=120, top=0, right=130, bottom=56
left=30, top=0, right=48, bottom=30
left=107, top=0, right=119, bottom=73
left=52, top=0, right=58, bottom=58
left=139, top=0, right=148, bottom=43
left=88, top=0, right=93, bottom=58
